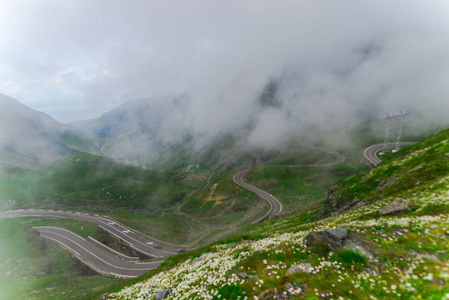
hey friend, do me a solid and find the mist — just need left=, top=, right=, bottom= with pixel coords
left=1, top=0, right=449, bottom=152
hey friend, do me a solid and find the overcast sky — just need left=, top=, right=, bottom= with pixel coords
left=1, top=0, right=449, bottom=124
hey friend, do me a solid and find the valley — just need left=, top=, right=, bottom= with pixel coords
left=0, top=93, right=447, bottom=299
left=0, top=111, right=364, bottom=299
left=1, top=3, right=449, bottom=299
left=0, top=124, right=421, bottom=299
left=1, top=92, right=448, bottom=300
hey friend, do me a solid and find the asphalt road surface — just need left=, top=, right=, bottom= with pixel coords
left=0, top=209, right=182, bottom=258
left=233, top=169, right=283, bottom=224
left=34, top=226, right=162, bottom=278
left=363, top=142, right=415, bottom=166
left=309, top=148, right=346, bottom=167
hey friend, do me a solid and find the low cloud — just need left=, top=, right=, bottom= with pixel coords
left=0, top=1, right=448, bottom=150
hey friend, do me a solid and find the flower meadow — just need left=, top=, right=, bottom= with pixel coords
left=109, top=212, right=449, bottom=299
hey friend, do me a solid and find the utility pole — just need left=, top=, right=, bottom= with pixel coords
left=382, top=110, right=408, bottom=152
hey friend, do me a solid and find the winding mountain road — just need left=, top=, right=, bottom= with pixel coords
left=233, top=169, right=283, bottom=224
left=0, top=209, right=181, bottom=258
left=363, top=142, right=415, bottom=166
left=234, top=146, right=346, bottom=223
left=34, top=226, right=162, bottom=278
left=0, top=141, right=410, bottom=278
left=287, top=146, right=346, bottom=167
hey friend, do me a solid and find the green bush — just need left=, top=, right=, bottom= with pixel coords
left=214, top=283, right=243, bottom=299
left=415, top=203, right=449, bottom=216
left=333, top=249, right=367, bottom=266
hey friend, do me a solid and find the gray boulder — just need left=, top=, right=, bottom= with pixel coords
left=305, top=228, right=349, bottom=251
left=325, top=228, right=348, bottom=240
left=155, top=288, right=170, bottom=300
left=379, top=198, right=411, bottom=216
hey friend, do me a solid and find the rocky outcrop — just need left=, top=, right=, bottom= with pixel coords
left=325, top=228, right=348, bottom=240
left=379, top=198, right=411, bottom=216
left=305, top=228, right=348, bottom=251
left=306, top=228, right=376, bottom=262
left=315, top=185, right=369, bottom=221
left=376, top=177, right=397, bottom=191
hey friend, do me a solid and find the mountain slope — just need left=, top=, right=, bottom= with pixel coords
left=70, top=96, right=181, bottom=161
left=71, top=97, right=173, bottom=138
left=107, top=127, right=449, bottom=300
left=0, top=94, right=74, bottom=169
left=321, top=127, right=449, bottom=219
left=0, top=151, right=205, bottom=211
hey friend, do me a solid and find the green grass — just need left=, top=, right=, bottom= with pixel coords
left=327, top=127, right=449, bottom=210
left=180, top=170, right=256, bottom=219
left=108, top=210, right=196, bottom=245
left=332, top=249, right=367, bottom=266
left=245, top=164, right=356, bottom=211
left=61, top=132, right=105, bottom=153
left=0, top=152, right=207, bottom=211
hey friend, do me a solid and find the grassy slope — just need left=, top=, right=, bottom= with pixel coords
left=179, top=144, right=348, bottom=221
left=244, top=164, right=359, bottom=212
left=325, top=128, right=449, bottom=218
left=176, top=144, right=347, bottom=246
left=0, top=152, right=206, bottom=211
left=180, top=171, right=256, bottom=219
left=108, top=128, right=449, bottom=299
left=109, top=210, right=196, bottom=245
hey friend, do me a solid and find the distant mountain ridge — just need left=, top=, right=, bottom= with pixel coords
left=71, top=96, right=175, bottom=138
left=0, top=94, right=74, bottom=169
left=70, top=96, right=182, bottom=163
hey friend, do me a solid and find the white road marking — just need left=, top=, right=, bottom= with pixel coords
left=35, top=228, right=160, bottom=272
left=0, top=210, right=181, bottom=256
left=38, top=233, right=81, bottom=256
left=97, top=225, right=159, bottom=258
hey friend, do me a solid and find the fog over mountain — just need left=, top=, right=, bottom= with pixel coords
left=0, top=94, right=72, bottom=168
left=1, top=1, right=449, bottom=154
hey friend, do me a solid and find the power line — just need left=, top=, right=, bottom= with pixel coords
left=382, top=110, right=408, bottom=150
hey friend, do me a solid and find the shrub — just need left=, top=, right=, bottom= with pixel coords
left=333, top=249, right=367, bottom=266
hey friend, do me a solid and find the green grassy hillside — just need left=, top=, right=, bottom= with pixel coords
left=0, top=152, right=206, bottom=211
left=321, top=127, right=449, bottom=220
left=107, top=127, right=449, bottom=299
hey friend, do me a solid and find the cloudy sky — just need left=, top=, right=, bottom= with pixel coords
left=1, top=0, right=449, bottom=124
